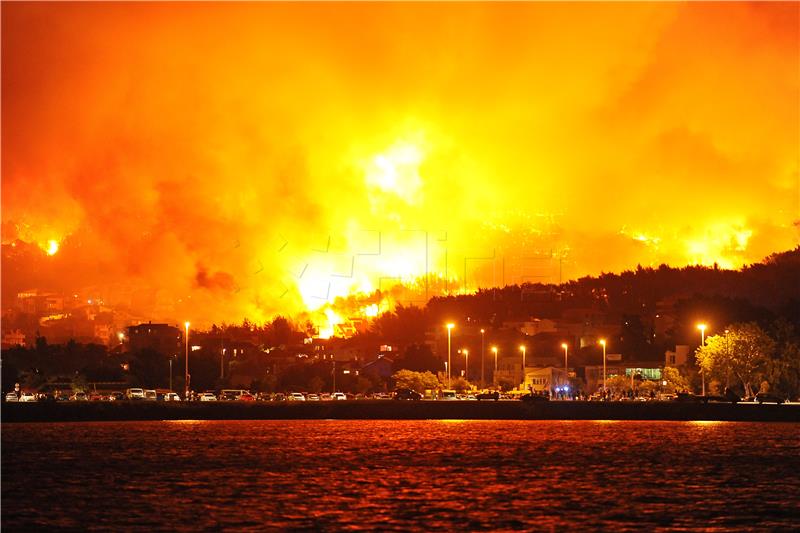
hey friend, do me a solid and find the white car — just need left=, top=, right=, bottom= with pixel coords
left=306, top=394, right=320, bottom=401
left=288, top=392, right=306, bottom=401
left=332, top=392, right=347, bottom=401
left=125, top=388, right=145, bottom=400
left=144, top=390, right=157, bottom=401
left=199, top=392, right=217, bottom=401
left=5, top=392, right=19, bottom=402
left=19, top=392, right=37, bottom=402
left=163, top=392, right=181, bottom=401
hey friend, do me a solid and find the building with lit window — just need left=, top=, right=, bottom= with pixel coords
left=126, top=322, right=181, bottom=357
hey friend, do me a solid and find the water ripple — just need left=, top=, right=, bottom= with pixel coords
left=3, top=420, right=799, bottom=530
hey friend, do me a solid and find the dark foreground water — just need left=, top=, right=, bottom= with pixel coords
left=3, top=421, right=799, bottom=531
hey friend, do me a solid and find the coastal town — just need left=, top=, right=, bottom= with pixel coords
left=4, top=248, right=799, bottom=404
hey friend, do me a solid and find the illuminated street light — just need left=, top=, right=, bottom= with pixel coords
left=599, top=339, right=607, bottom=393
left=446, top=323, right=455, bottom=388
left=519, top=345, right=526, bottom=391
left=184, top=321, right=190, bottom=401
left=480, top=329, right=485, bottom=389
left=561, top=342, right=569, bottom=392
left=463, top=349, right=469, bottom=381
left=697, top=323, right=707, bottom=396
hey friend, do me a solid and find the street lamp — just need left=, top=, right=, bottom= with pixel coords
left=491, top=346, right=498, bottom=386
left=599, top=339, right=607, bottom=393
left=561, top=342, right=569, bottom=390
left=480, top=329, right=485, bottom=389
left=462, top=349, right=469, bottom=382
left=724, top=328, right=730, bottom=389
left=446, top=323, right=454, bottom=388
left=519, top=345, right=526, bottom=391
left=184, top=321, right=190, bottom=400
left=697, top=323, right=707, bottom=396
left=169, top=357, right=173, bottom=392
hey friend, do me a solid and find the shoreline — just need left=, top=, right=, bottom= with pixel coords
left=3, top=400, right=799, bottom=423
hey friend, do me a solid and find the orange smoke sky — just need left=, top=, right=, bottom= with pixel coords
left=2, top=2, right=798, bottom=326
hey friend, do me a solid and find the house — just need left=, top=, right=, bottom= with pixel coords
left=523, top=366, right=569, bottom=395
left=1, top=329, right=26, bottom=349
left=126, top=322, right=182, bottom=357
left=665, top=345, right=690, bottom=367
left=584, top=362, right=663, bottom=392
left=361, top=355, right=394, bottom=380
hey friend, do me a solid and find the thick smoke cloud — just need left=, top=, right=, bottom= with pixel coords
left=2, top=2, right=798, bottom=325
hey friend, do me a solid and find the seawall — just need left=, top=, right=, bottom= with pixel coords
left=3, top=400, right=799, bottom=423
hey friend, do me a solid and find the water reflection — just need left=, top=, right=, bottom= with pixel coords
left=3, top=420, right=799, bottom=530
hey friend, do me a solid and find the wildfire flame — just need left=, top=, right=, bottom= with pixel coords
left=1, top=2, right=798, bottom=331
left=46, top=240, right=60, bottom=256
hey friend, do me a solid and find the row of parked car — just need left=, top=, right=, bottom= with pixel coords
left=10, top=388, right=787, bottom=404
left=674, top=390, right=790, bottom=404
left=4, top=389, right=507, bottom=402
left=4, top=389, right=182, bottom=402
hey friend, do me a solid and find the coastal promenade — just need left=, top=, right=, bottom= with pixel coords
left=3, top=400, right=799, bottom=423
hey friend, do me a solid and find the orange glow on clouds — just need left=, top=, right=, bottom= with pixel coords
left=1, top=2, right=798, bottom=327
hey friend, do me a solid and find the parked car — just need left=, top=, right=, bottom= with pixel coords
left=88, top=392, right=106, bottom=401
left=219, top=389, right=245, bottom=401
left=394, top=388, right=422, bottom=401
left=676, top=391, right=704, bottom=402
left=37, top=392, right=57, bottom=402
left=288, top=392, right=306, bottom=401
left=125, top=388, right=145, bottom=400
left=332, top=392, right=347, bottom=401
left=273, top=393, right=287, bottom=402
left=702, top=389, right=742, bottom=404
left=54, top=391, right=71, bottom=401
left=5, top=392, right=19, bottom=402
left=199, top=392, right=217, bottom=401
left=143, top=390, right=157, bottom=401
left=108, top=391, right=124, bottom=401
left=239, top=392, right=256, bottom=401
left=754, top=392, right=785, bottom=404
left=19, top=392, right=38, bottom=402
left=306, top=394, right=321, bottom=401
left=70, top=391, right=88, bottom=401
left=439, top=390, right=458, bottom=401
left=476, top=391, right=501, bottom=401
left=163, top=392, right=181, bottom=401
left=319, top=393, right=332, bottom=401
left=521, top=392, right=550, bottom=402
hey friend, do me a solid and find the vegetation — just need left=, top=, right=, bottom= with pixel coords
left=695, top=322, right=798, bottom=397
left=391, top=370, right=440, bottom=393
